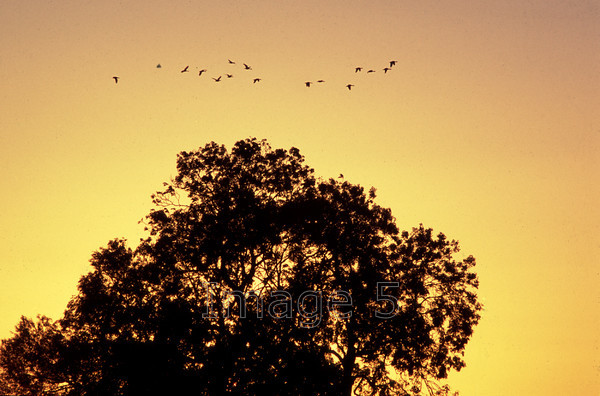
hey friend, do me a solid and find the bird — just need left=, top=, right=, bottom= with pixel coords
left=226, top=74, right=233, bottom=78
left=253, top=78, right=261, bottom=83
left=228, top=59, right=236, bottom=64
left=383, top=67, right=391, bottom=73
left=181, top=65, right=189, bottom=73
left=213, top=76, right=222, bottom=82
left=367, top=69, right=375, bottom=73
left=112, top=76, right=119, bottom=83
left=156, top=64, right=162, bottom=68
left=198, top=69, right=207, bottom=76
left=355, top=67, right=362, bottom=72
left=243, top=63, right=252, bottom=70
left=305, top=81, right=312, bottom=87
left=317, top=80, right=325, bottom=83
left=346, top=84, right=354, bottom=90
left=389, top=60, right=397, bottom=67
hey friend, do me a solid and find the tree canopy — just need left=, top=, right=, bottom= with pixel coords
left=0, top=138, right=481, bottom=395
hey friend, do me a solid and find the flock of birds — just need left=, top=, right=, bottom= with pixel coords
left=112, top=59, right=398, bottom=91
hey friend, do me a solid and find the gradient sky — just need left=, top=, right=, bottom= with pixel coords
left=1, top=0, right=598, bottom=394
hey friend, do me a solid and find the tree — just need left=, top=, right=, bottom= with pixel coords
left=0, top=138, right=482, bottom=395
left=0, top=315, right=69, bottom=395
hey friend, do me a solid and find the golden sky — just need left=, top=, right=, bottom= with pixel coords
left=1, top=0, right=598, bottom=394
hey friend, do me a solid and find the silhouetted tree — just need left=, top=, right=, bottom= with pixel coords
left=0, top=138, right=481, bottom=395
left=0, top=315, right=70, bottom=395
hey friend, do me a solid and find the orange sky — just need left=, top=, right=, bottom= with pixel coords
left=1, top=1, right=599, bottom=394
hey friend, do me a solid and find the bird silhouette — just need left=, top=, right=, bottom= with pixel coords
left=199, top=69, right=207, bottom=76
left=305, top=82, right=312, bottom=87
left=156, top=64, right=162, bottom=68
left=181, top=66, right=189, bottom=73
left=383, top=67, right=391, bottom=73
left=113, top=76, right=119, bottom=84
left=367, top=69, right=375, bottom=73
left=244, top=63, right=252, bottom=70
left=346, top=84, right=354, bottom=90
left=355, top=67, right=362, bottom=72
left=389, top=60, right=397, bottom=67
left=226, top=74, right=233, bottom=78
left=213, top=76, right=222, bottom=82
left=228, top=59, right=236, bottom=64
left=317, top=80, right=325, bottom=83
left=253, top=78, right=261, bottom=83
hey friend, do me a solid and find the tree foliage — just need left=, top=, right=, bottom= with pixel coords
left=0, top=138, right=481, bottom=395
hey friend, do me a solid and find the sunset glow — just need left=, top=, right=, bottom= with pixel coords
left=1, top=1, right=598, bottom=394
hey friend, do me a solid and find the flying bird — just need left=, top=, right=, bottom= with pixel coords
left=228, top=59, right=236, bottom=64
left=355, top=67, right=362, bottom=72
left=181, top=65, right=189, bottom=73
left=305, top=81, right=312, bottom=87
left=346, top=84, right=354, bottom=90
left=243, top=63, right=252, bottom=70
left=367, top=69, right=375, bottom=73
left=156, top=64, right=162, bottom=68
left=198, top=69, right=207, bottom=76
left=213, top=76, right=222, bottom=82
left=383, top=67, right=391, bottom=73
left=389, top=60, right=397, bottom=67
left=226, top=74, right=233, bottom=78
left=317, top=80, right=325, bottom=83
left=253, top=78, right=261, bottom=83
left=112, top=76, right=119, bottom=83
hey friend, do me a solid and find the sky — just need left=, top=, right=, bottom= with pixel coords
left=1, top=0, right=599, bottom=394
